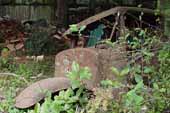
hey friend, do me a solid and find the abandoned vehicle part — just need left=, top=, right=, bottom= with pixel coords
left=15, top=77, right=71, bottom=109
left=63, top=7, right=162, bottom=48
left=55, top=47, right=128, bottom=89
left=63, top=7, right=158, bottom=36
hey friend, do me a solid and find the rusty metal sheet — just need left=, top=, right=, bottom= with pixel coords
left=55, top=48, right=100, bottom=89
left=15, top=77, right=71, bottom=109
left=55, top=47, right=127, bottom=89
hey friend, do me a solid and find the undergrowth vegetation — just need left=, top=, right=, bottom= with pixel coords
left=0, top=56, right=54, bottom=113
left=0, top=28, right=170, bottom=113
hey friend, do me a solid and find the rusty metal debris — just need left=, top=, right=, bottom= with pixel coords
left=13, top=7, right=162, bottom=110
left=55, top=47, right=127, bottom=89
left=63, top=7, right=157, bottom=36
left=15, top=77, right=71, bottom=109
left=55, top=48, right=100, bottom=89
left=63, top=7, right=161, bottom=48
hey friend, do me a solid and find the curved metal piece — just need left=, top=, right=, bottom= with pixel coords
left=15, top=77, right=71, bottom=109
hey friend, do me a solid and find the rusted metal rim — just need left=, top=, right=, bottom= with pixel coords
left=15, top=77, right=71, bottom=109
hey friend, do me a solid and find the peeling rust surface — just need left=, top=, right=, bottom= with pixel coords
left=55, top=48, right=100, bottom=89
left=15, top=77, right=71, bottom=109
left=55, top=47, right=127, bottom=89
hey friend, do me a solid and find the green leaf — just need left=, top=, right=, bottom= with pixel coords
left=79, top=26, right=86, bottom=32
left=2, top=48, right=9, bottom=53
left=134, top=94, right=144, bottom=105
left=34, top=103, right=41, bottom=113
left=76, top=87, right=84, bottom=97
left=160, top=88, right=166, bottom=93
left=126, top=90, right=144, bottom=106
left=111, top=67, right=120, bottom=76
left=142, top=50, right=154, bottom=57
left=72, top=61, right=80, bottom=73
left=79, top=67, right=92, bottom=80
left=71, top=80, right=81, bottom=89
left=65, top=89, right=74, bottom=98
left=101, top=80, right=113, bottom=87
left=135, top=75, right=143, bottom=83
left=120, top=67, right=130, bottom=76
left=153, top=83, right=159, bottom=90
left=69, top=24, right=79, bottom=32
left=139, top=30, right=145, bottom=36
left=67, top=71, right=77, bottom=80
left=134, top=81, right=144, bottom=91
left=144, top=66, right=153, bottom=74
left=105, top=40, right=115, bottom=48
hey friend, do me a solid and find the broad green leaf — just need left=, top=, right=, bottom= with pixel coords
left=120, top=67, right=130, bottom=76
left=2, top=48, right=9, bottom=53
left=71, top=80, right=81, bottom=89
left=142, top=50, right=154, bottom=57
left=67, top=71, right=77, bottom=80
left=135, top=75, right=143, bottom=83
left=160, top=88, right=166, bottom=93
left=111, top=67, right=120, bottom=76
left=69, top=24, right=79, bottom=32
left=153, top=83, right=159, bottom=90
left=72, top=61, right=80, bottom=73
left=79, top=67, right=92, bottom=80
left=105, top=40, right=115, bottom=48
left=101, top=80, right=113, bottom=87
left=144, top=66, right=153, bottom=74
left=134, top=81, right=144, bottom=91
left=134, top=94, right=144, bottom=105
left=79, top=25, right=86, bottom=32
left=65, top=89, right=74, bottom=98
left=76, top=88, right=84, bottom=97
left=126, top=90, right=144, bottom=106
left=34, top=103, right=41, bottom=113
left=139, top=30, right=145, bottom=36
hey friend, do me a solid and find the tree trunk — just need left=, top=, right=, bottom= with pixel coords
left=56, top=0, right=68, bottom=28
